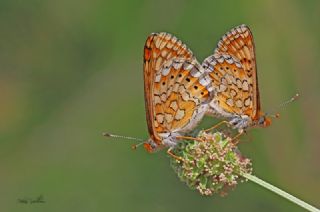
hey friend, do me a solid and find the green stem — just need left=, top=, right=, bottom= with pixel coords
left=241, top=173, right=319, bottom=212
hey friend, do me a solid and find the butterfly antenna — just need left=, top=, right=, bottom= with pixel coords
left=269, top=93, right=299, bottom=118
left=102, top=132, right=145, bottom=150
left=277, top=93, right=299, bottom=108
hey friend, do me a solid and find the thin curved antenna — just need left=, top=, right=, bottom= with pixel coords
left=268, top=93, right=299, bottom=118
left=103, top=132, right=144, bottom=142
left=102, top=132, right=145, bottom=149
left=277, top=93, right=299, bottom=110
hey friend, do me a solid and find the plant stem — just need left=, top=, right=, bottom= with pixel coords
left=241, top=173, right=319, bottom=212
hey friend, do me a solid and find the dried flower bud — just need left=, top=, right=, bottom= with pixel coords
left=171, top=131, right=252, bottom=196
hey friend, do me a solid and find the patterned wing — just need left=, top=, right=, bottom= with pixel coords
left=203, top=24, right=260, bottom=120
left=203, top=54, right=254, bottom=117
left=153, top=58, right=213, bottom=136
left=143, top=32, right=194, bottom=145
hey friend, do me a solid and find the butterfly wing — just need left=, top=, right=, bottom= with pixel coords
left=203, top=25, right=260, bottom=120
left=143, top=32, right=194, bottom=145
left=153, top=58, right=213, bottom=138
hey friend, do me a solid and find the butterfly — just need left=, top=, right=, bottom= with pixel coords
left=202, top=24, right=275, bottom=134
left=143, top=32, right=214, bottom=153
left=104, top=25, right=297, bottom=151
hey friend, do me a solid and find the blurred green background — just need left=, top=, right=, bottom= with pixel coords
left=0, top=0, right=319, bottom=211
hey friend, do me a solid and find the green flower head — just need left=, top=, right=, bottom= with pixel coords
left=171, top=131, right=252, bottom=196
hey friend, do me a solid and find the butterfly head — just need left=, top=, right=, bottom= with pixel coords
left=256, top=112, right=280, bottom=128
left=143, top=137, right=163, bottom=153
left=256, top=93, right=299, bottom=128
left=257, top=114, right=271, bottom=128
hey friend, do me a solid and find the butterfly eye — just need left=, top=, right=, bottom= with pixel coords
left=258, top=117, right=265, bottom=125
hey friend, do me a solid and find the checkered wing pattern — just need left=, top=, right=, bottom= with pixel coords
left=144, top=32, right=213, bottom=148
left=203, top=25, right=261, bottom=121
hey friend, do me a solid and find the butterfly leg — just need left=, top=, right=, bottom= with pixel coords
left=231, top=129, right=245, bottom=144
left=204, top=120, right=230, bottom=133
left=167, top=147, right=184, bottom=161
left=176, top=135, right=205, bottom=143
left=167, top=135, right=207, bottom=161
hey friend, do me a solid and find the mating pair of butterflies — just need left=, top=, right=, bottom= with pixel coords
left=143, top=24, right=272, bottom=153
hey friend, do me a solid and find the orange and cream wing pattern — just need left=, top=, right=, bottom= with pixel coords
left=144, top=32, right=214, bottom=148
left=203, top=25, right=260, bottom=120
left=143, top=32, right=194, bottom=145
left=153, top=58, right=213, bottom=135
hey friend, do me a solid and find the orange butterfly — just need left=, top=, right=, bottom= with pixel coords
left=203, top=25, right=297, bottom=135
left=104, top=25, right=298, bottom=151
left=143, top=32, right=214, bottom=153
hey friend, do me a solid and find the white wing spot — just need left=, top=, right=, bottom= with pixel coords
left=219, top=84, right=227, bottom=92
left=159, top=39, right=167, bottom=49
left=162, top=66, right=170, bottom=76
left=227, top=98, right=234, bottom=106
left=165, top=113, right=173, bottom=123
left=155, top=57, right=163, bottom=71
left=235, top=61, right=242, bottom=68
left=181, top=92, right=190, bottom=101
left=199, top=75, right=210, bottom=86
left=155, top=74, right=161, bottom=82
left=173, top=60, right=183, bottom=70
left=242, top=80, right=249, bottom=91
left=183, top=62, right=193, bottom=70
left=236, top=79, right=242, bottom=89
left=169, top=101, right=178, bottom=111
left=156, top=114, right=164, bottom=123
left=217, top=56, right=224, bottom=63
left=154, top=95, right=161, bottom=104
left=244, top=98, right=251, bottom=107
left=160, top=93, right=167, bottom=102
left=164, top=33, right=171, bottom=40
left=221, top=77, right=228, bottom=85
left=190, top=66, right=202, bottom=77
left=236, top=99, right=243, bottom=108
left=175, top=109, right=185, bottom=120
left=230, top=89, right=237, bottom=97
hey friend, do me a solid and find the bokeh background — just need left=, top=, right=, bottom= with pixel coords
left=1, top=0, right=319, bottom=211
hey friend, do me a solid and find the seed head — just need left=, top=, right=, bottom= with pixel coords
left=171, top=131, right=252, bottom=196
